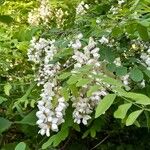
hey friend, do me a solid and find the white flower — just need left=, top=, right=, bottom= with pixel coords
left=71, top=39, right=82, bottom=50
left=121, top=74, right=129, bottom=86
left=118, top=0, right=125, bottom=5
left=76, top=1, right=89, bottom=15
left=51, top=124, right=58, bottom=132
left=109, top=6, right=119, bottom=15
left=99, top=36, right=109, bottom=44
left=140, top=80, right=145, bottom=88
left=76, top=33, right=83, bottom=39
left=146, top=58, right=150, bottom=66
left=114, top=57, right=121, bottom=66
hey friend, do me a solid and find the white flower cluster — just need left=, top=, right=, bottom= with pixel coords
left=70, top=33, right=108, bottom=125
left=28, top=37, right=68, bottom=136
left=109, top=6, right=119, bottom=15
left=118, top=0, right=125, bottom=5
left=72, top=89, right=107, bottom=125
left=99, top=36, right=109, bottom=45
left=121, top=74, right=129, bottom=86
left=55, top=8, right=65, bottom=28
left=113, top=57, right=121, bottom=67
left=28, top=37, right=60, bottom=85
left=28, top=0, right=51, bottom=25
left=76, top=1, right=89, bottom=15
left=71, top=34, right=100, bottom=69
left=36, top=81, right=68, bottom=136
left=140, top=48, right=150, bottom=70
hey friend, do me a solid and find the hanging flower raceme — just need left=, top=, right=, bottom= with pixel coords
left=28, top=37, right=68, bottom=136
left=28, top=0, right=52, bottom=25
left=36, top=81, right=68, bottom=136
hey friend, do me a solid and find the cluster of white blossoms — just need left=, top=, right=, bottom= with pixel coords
left=28, top=37, right=68, bottom=136
left=71, top=34, right=100, bottom=69
left=76, top=1, right=89, bottom=15
left=70, top=33, right=108, bottom=124
left=36, top=81, right=68, bottom=136
left=140, top=48, right=150, bottom=70
left=109, top=6, right=119, bottom=15
left=72, top=89, right=107, bottom=125
left=99, top=36, right=109, bottom=45
left=28, top=0, right=51, bottom=25
left=121, top=74, right=130, bottom=86
left=118, top=0, right=125, bottom=5
left=55, top=8, right=66, bottom=28
left=113, top=57, right=121, bottom=67
left=28, top=37, right=60, bottom=85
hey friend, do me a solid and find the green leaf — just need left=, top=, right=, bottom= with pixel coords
left=87, top=85, right=101, bottom=97
left=107, top=63, right=116, bottom=72
left=61, top=87, right=70, bottom=101
left=15, top=142, right=26, bottom=150
left=0, top=117, right=12, bottom=133
left=58, top=72, right=71, bottom=80
left=115, top=67, right=127, bottom=76
left=0, top=15, right=13, bottom=24
left=137, top=24, right=149, bottom=41
left=16, top=110, right=37, bottom=126
left=95, top=94, right=116, bottom=118
left=111, top=27, right=122, bottom=37
left=73, top=65, right=93, bottom=74
left=130, top=68, right=143, bottom=82
left=90, top=128, right=96, bottom=138
left=54, top=48, right=73, bottom=58
left=144, top=69, right=150, bottom=78
left=0, top=0, right=5, bottom=5
left=102, top=76, right=123, bottom=87
left=4, top=83, right=12, bottom=96
left=0, top=96, right=7, bottom=104
left=114, top=103, right=132, bottom=119
left=67, top=75, right=82, bottom=85
left=42, top=129, right=69, bottom=149
left=76, top=78, right=91, bottom=87
left=126, top=110, right=143, bottom=126
left=120, top=92, right=150, bottom=105
left=69, top=84, right=79, bottom=97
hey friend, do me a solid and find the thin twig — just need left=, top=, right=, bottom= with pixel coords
left=90, top=135, right=109, bottom=150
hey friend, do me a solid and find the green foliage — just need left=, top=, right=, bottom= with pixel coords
left=95, top=94, right=116, bottom=118
left=126, top=110, right=143, bottom=126
left=0, top=0, right=150, bottom=149
left=114, top=103, right=132, bottom=119
left=0, top=117, right=12, bottom=133
left=15, top=142, right=26, bottom=150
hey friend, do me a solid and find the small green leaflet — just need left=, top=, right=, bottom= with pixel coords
left=76, top=78, right=91, bottom=87
left=42, top=129, right=69, bottom=149
left=15, top=142, right=26, bottom=150
left=95, top=94, right=116, bottom=118
left=67, top=75, right=82, bottom=85
left=58, top=72, right=71, bottom=80
left=0, top=117, right=12, bottom=133
left=126, top=110, right=143, bottom=126
left=4, top=83, right=12, bottom=96
left=115, top=66, right=127, bottom=76
left=114, top=103, right=132, bottom=119
left=0, top=96, right=7, bottom=104
left=137, top=24, right=149, bottom=41
left=129, top=68, right=143, bottom=82
left=60, top=87, right=70, bottom=101
left=16, top=110, right=37, bottom=126
left=87, top=85, right=100, bottom=97
left=120, top=92, right=150, bottom=105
